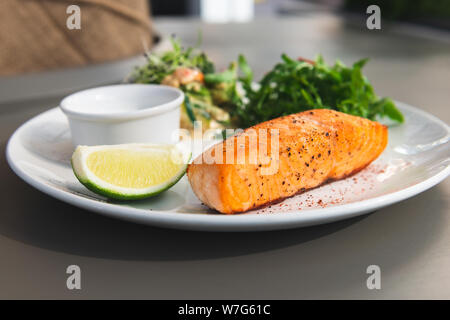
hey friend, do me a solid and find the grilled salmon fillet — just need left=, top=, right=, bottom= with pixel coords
left=187, top=109, right=388, bottom=214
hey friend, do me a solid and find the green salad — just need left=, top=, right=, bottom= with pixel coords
left=129, top=37, right=403, bottom=130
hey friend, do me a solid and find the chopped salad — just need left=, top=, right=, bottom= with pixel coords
left=129, top=37, right=403, bottom=131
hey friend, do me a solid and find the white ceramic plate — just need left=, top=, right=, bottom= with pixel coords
left=7, top=103, right=450, bottom=231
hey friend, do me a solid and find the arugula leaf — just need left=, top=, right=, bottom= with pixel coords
left=238, top=54, right=253, bottom=84
left=235, top=54, right=404, bottom=127
left=204, top=69, right=236, bottom=84
left=378, top=98, right=404, bottom=123
left=183, top=95, right=197, bottom=123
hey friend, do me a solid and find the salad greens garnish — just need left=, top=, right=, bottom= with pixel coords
left=130, top=37, right=246, bottom=131
left=129, top=37, right=403, bottom=130
left=236, top=53, right=403, bottom=127
left=131, top=37, right=215, bottom=84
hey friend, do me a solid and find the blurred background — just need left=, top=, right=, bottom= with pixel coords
left=152, top=0, right=450, bottom=28
left=0, top=0, right=449, bottom=118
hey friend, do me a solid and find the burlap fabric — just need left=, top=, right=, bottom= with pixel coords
left=0, top=0, right=153, bottom=75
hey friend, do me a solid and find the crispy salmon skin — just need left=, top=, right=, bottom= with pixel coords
left=187, top=109, right=388, bottom=214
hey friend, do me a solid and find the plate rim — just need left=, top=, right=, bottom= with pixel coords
left=6, top=103, right=450, bottom=231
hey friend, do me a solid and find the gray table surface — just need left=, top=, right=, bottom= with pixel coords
left=1, top=14, right=449, bottom=299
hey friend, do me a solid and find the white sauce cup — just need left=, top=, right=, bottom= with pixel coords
left=60, top=84, right=184, bottom=146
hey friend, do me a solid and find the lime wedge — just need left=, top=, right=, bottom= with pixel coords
left=71, top=144, right=191, bottom=200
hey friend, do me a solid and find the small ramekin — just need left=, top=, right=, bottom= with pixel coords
left=60, top=84, right=184, bottom=146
